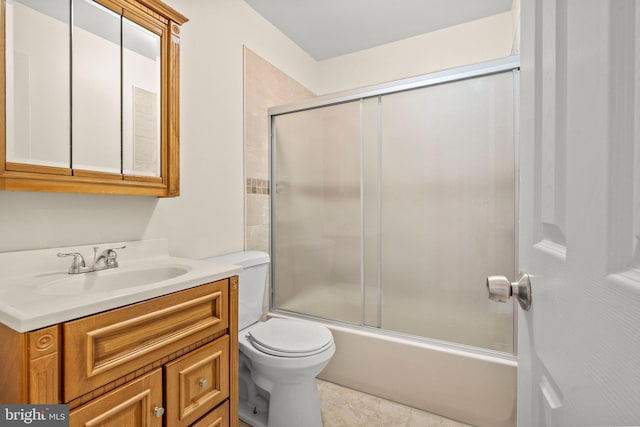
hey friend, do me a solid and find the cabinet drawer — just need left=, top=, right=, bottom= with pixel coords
left=63, top=279, right=229, bottom=401
left=70, top=369, right=163, bottom=427
left=190, top=400, right=229, bottom=427
left=165, top=337, right=230, bottom=427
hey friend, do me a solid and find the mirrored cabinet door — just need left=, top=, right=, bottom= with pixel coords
left=72, top=0, right=121, bottom=174
left=5, top=0, right=70, bottom=169
left=1, top=0, right=187, bottom=196
left=122, top=17, right=161, bottom=178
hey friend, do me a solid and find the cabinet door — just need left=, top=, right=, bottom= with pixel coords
left=190, top=401, right=229, bottom=427
left=165, top=337, right=230, bottom=427
left=70, top=369, right=163, bottom=427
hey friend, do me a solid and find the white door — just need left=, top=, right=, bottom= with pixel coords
left=516, top=0, right=640, bottom=425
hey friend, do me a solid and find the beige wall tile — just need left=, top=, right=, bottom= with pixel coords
left=246, top=194, right=270, bottom=226
left=246, top=224, right=270, bottom=253
left=243, top=47, right=315, bottom=252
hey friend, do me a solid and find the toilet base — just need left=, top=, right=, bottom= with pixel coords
left=239, top=373, right=323, bottom=427
left=239, top=398, right=268, bottom=427
left=265, top=379, right=323, bottom=427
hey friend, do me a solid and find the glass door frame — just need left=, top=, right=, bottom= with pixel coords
left=269, top=55, right=521, bottom=356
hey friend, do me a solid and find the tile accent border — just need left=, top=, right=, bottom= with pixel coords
left=246, top=178, right=270, bottom=195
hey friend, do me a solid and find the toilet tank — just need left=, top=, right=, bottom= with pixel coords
left=203, top=251, right=270, bottom=330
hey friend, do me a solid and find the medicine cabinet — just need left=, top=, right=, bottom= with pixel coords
left=0, top=0, right=187, bottom=197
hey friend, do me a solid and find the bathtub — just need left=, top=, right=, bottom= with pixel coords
left=270, top=312, right=517, bottom=427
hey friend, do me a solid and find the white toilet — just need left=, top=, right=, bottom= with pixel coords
left=206, top=251, right=335, bottom=427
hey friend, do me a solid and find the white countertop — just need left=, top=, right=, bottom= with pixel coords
left=0, top=239, right=242, bottom=332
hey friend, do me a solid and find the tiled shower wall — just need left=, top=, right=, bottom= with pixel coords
left=243, top=48, right=314, bottom=254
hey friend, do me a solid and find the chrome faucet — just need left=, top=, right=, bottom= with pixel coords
left=57, top=245, right=126, bottom=274
left=57, top=252, right=90, bottom=274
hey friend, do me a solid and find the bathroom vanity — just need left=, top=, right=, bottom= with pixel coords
left=0, top=240, right=240, bottom=427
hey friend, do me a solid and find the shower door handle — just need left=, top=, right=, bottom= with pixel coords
left=486, top=272, right=532, bottom=311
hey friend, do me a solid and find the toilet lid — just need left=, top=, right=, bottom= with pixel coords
left=247, top=318, right=334, bottom=357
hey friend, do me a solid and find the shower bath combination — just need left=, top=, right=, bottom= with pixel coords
left=269, top=57, right=519, bottom=427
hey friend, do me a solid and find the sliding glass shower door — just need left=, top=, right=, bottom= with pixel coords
left=272, top=102, right=362, bottom=324
left=377, top=72, right=515, bottom=352
left=271, top=60, right=517, bottom=354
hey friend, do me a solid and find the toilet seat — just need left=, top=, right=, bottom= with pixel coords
left=247, top=318, right=334, bottom=358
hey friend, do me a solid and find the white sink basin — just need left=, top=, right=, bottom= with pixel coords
left=0, top=239, right=243, bottom=332
left=34, top=265, right=192, bottom=295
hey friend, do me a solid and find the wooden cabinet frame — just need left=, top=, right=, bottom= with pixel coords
left=0, top=276, right=239, bottom=427
left=0, top=0, right=187, bottom=197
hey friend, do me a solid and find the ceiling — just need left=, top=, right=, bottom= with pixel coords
left=244, top=0, right=513, bottom=60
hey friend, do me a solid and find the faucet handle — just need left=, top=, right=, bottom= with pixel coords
left=57, top=252, right=85, bottom=266
left=104, top=245, right=126, bottom=266
left=57, top=252, right=87, bottom=273
left=94, top=245, right=126, bottom=256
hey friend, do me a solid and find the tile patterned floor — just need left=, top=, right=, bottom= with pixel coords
left=239, top=379, right=471, bottom=427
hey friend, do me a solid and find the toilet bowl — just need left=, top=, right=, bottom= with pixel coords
left=205, top=251, right=335, bottom=427
left=239, top=318, right=335, bottom=427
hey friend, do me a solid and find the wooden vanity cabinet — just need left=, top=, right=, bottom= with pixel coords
left=0, top=323, right=61, bottom=404
left=0, top=276, right=239, bottom=427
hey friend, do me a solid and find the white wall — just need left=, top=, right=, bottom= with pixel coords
left=316, top=12, right=515, bottom=94
left=0, top=0, right=316, bottom=258
left=0, top=0, right=516, bottom=259
left=149, top=0, right=318, bottom=258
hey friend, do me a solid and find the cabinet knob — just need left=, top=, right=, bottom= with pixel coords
left=199, top=378, right=209, bottom=388
left=153, top=406, right=165, bottom=418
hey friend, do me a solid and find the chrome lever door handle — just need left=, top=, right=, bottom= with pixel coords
left=486, top=272, right=532, bottom=311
